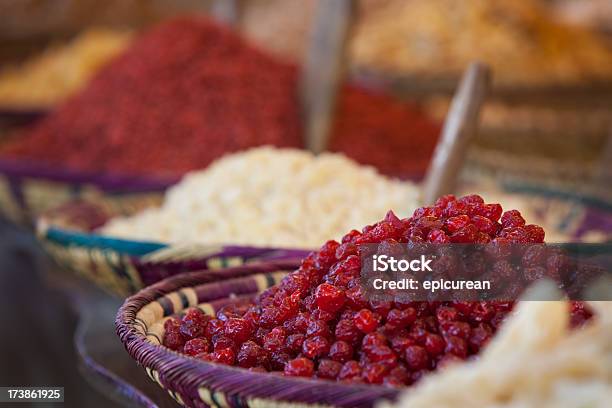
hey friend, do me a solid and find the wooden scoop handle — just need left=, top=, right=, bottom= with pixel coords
left=301, top=0, right=356, bottom=154
left=422, top=62, right=492, bottom=205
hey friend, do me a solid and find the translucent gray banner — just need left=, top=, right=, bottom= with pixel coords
left=0, top=387, right=64, bottom=403
left=359, top=243, right=612, bottom=301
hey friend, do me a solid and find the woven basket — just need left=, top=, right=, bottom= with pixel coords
left=116, top=262, right=400, bottom=408
left=37, top=198, right=310, bottom=296
left=0, top=157, right=176, bottom=225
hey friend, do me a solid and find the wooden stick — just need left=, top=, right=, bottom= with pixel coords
left=422, top=62, right=491, bottom=204
left=301, top=0, right=356, bottom=154
left=210, top=0, right=244, bottom=27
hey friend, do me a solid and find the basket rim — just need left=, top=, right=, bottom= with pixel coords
left=115, top=262, right=401, bottom=407
left=0, top=157, right=178, bottom=193
left=36, top=196, right=315, bottom=257
left=38, top=219, right=313, bottom=260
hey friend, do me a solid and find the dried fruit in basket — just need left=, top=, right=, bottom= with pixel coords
left=100, top=147, right=421, bottom=248
left=1, top=17, right=303, bottom=178
left=0, top=16, right=440, bottom=180
left=0, top=28, right=131, bottom=109
left=350, top=0, right=612, bottom=86
left=162, top=194, right=593, bottom=386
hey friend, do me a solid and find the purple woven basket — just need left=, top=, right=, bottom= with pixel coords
left=0, top=157, right=176, bottom=225
left=116, top=262, right=400, bottom=408
left=37, top=198, right=311, bottom=296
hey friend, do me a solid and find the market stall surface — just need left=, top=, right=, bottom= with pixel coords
left=0, top=217, right=178, bottom=407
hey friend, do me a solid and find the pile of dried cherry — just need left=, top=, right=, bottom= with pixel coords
left=0, top=16, right=440, bottom=180
left=163, top=194, right=592, bottom=387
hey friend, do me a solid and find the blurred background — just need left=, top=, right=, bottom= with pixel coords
left=0, top=0, right=610, bottom=406
left=1, top=0, right=611, bottom=198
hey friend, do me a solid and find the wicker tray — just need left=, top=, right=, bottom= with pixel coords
left=37, top=199, right=310, bottom=296
left=116, top=262, right=400, bottom=408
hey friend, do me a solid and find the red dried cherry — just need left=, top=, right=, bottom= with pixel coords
left=284, top=357, right=314, bottom=377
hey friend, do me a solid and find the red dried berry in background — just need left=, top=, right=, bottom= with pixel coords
left=237, top=341, right=268, bottom=368
left=284, top=357, right=314, bottom=377
left=354, top=309, right=379, bottom=333
left=362, top=363, right=388, bottom=384
left=329, top=341, right=354, bottom=363
left=224, top=318, right=253, bottom=343
left=501, top=210, right=526, bottom=229
left=213, top=348, right=236, bottom=365
left=302, top=336, right=330, bottom=359
left=404, top=345, right=429, bottom=370
left=179, top=308, right=210, bottom=339
left=337, top=360, right=362, bottom=382
left=285, top=333, right=305, bottom=353
left=330, top=87, right=441, bottom=179
left=263, top=327, right=287, bottom=352
left=317, top=359, right=343, bottom=379
left=163, top=331, right=186, bottom=351
left=183, top=338, right=211, bottom=356
left=204, top=318, right=224, bottom=339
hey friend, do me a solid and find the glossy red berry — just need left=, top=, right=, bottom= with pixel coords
left=317, top=359, right=343, bottom=379
left=404, top=345, right=429, bottom=370
left=163, top=330, right=186, bottom=351
left=444, top=215, right=470, bottom=233
left=424, top=333, right=445, bottom=356
left=285, top=333, right=306, bottom=353
left=284, top=358, right=314, bottom=377
left=237, top=341, right=268, bottom=368
left=180, top=308, right=210, bottom=339
left=224, top=318, right=253, bottom=343
left=315, top=283, right=346, bottom=313
left=338, top=360, right=362, bottom=381
left=302, top=336, right=330, bottom=359
left=362, top=363, right=388, bottom=384
left=386, top=308, right=417, bottom=329
left=329, top=340, right=353, bottom=363
left=354, top=309, right=378, bottom=333
left=213, top=348, right=236, bottom=365
left=444, top=336, right=468, bottom=358
left=501, top=210, right=526, bottom=228
left=183, top=338, right=211, bottom=356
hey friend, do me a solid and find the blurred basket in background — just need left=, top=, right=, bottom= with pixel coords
left=36, top=196, right=309, bottom=296
left=0, top=158, right=174, bottom=225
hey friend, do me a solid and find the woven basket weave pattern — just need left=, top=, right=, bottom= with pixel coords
left=116, top=263, right=400, bottom=408
left=33, top=196, right=310, bottom=296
